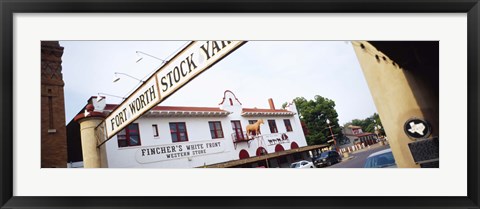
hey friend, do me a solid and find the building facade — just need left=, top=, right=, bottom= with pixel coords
left=338, top=125, right=378, bottom=153
left=69, top=90, right=320, bottom=168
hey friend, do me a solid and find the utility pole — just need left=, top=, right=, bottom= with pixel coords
left=326, top=119, right=338, bottom=152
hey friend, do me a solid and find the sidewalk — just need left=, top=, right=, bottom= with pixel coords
left=351, top=142, right=386, bottom=154
left=341, top=142, right=389, bottom=161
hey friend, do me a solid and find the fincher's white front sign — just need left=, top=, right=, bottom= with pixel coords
left=100, top=41, right=246, bottom=140
left=135, top=140, right=226, bottom=164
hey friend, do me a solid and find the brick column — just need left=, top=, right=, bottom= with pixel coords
left=41, top=41, right=67, bottom=168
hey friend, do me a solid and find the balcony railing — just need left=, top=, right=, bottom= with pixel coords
left=231, top=132, right=255, bottom=149
left=231, top=133, right=255, bottom=143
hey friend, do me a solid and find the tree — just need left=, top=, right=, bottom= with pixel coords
left=283, top=95, right=342, bottom=146
left=344, top=113, right=385, bottom=136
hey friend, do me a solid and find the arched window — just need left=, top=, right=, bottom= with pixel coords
left=275, top=144, right=285, bottom=152
left=256, top=147, right=268, bottom=156
left=239, top=149, right=250, bottom=159
left=290, top=142, right=299, bottom=149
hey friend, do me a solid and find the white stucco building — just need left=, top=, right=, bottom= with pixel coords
left=68, top=90, right=327, bottom=168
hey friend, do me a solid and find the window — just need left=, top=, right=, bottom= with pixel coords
left=248, top=120, right=257, bottom=124
left=231, top=120, right=244, bottom=140
left=209, top=121, right=224, bottom=139
left=290, top=162, right=300, bottom=168
left=268, top=120, right=278, bottom=133
left=152, top=124, right=159, bottom=137
left=170, top=122, right=188, bottom=142
left=239, top=149, right=250, bottom=159
left=283, top=119, right=293, bottom=132
left=256, top=147, right=268, bottom=156
left=117, top=123, right=141, bottom=147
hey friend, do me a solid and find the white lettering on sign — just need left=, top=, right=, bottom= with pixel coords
left=104, top=78, right=160, bottom=139
left=99, top=41, right=246, bottom=141
left=157, top=41, right=244, bottom=98
left=135, top=140, right=225, bottom=164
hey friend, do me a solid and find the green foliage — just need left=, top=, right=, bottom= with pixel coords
left=344, top=113, right=385, bottom=136
left=283, top=95, right=342, bottom=146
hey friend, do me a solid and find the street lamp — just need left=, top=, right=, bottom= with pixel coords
left=135, top=51, right=168, bottom=63
left=113, top=72, right=144, bottom=83
left=97, top=93, right=126, bottom=102
left=326, top=119, right=339, bottom=152
left=373, top=119, right=382, bottom=144
left=373, top=120, right=381, bottom=136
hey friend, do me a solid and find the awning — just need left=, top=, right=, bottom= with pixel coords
left=202, top=144, right=329, bottom=168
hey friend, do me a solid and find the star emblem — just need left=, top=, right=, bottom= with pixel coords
left=408, top=121, right=426, bottom=135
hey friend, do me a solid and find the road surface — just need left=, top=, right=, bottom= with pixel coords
left=328, top=145, right=391, bottom=168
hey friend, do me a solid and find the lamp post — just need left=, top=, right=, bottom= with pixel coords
left=326, top=119, right=339, bottom=152
left=374, top=119, right=382, bottom=144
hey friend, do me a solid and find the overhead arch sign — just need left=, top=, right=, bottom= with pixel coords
left=96, top=41, right=246, bottom=143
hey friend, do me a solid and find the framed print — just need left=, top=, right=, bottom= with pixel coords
left=1, top=0, right=479, bottom=208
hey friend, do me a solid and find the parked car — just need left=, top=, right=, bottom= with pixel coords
left=290, top=160, right=314, bottom=168
left=364, top=148, right=397, bottom=168
left=313, top=150, right=342, bottom=167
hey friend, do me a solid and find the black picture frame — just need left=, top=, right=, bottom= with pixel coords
left=1, top=0, right=479, bottom=208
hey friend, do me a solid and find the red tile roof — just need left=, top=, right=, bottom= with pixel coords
left=104, top=104, right=292, bottom=113
left=153, top=106, right=226, bottom=112
left=103, top=104, right=295, bottom=118
left=104, top=104, right=227, bottom=112
left=242, top=108, right=291, bottom=113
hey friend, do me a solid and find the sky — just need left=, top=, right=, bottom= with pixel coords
left=60, top=41, right=378, bottom=125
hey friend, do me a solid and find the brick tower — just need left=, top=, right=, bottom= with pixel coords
left=41, top=41, right=67, bottom=168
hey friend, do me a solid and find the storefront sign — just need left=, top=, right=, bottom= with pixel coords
left=135, top=140, right=226, bottom=164
left=157, top=41, right=245, bottom=98
left=98, top=41, right=246, bottom=141
left=103, top=79, right=160, bottom=140
left=264, top=133, right=290, bottom=146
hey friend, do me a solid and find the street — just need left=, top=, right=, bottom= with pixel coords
left=328, top=144, right=391, bottom=168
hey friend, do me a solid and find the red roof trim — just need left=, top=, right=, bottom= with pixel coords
left=104, top=104, right=227, bottom=112
left=242, top=108, right=291, bottom=113
left=104, top=104, right=293, bottom=114
left=74, top=111, right=105, bottom=122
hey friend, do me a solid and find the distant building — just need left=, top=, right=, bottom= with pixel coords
left=338, top=125, right=378, bottom=153
left=67, top=90, right=328, bottom=168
